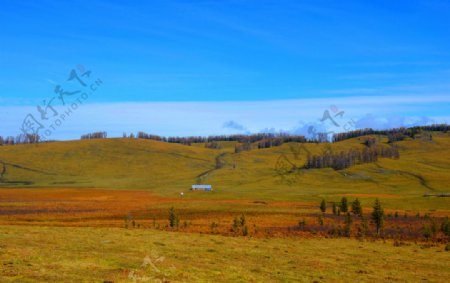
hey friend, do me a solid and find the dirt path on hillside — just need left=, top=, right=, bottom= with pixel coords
left=196, top=152, right=229, bottom=183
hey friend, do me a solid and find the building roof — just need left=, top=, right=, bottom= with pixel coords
left=191, top=184, right=212, bottom=189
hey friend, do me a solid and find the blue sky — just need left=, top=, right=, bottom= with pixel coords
left=1, top=0, right=449, bottom=139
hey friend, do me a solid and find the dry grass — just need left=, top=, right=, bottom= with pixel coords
left=1, top=225, right=449, bottom=282
left=0, top=133, right=449, bottom=281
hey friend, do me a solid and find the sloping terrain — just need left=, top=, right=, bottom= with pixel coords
left=0, top=138, right=214, bottom=192
left=0, top=132, right=449, bottom=209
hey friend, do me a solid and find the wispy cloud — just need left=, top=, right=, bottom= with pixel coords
left=1, top=95, right=448, bottom=139
left=354, top=115, right=437, bottom=130
left=223, top=120, right=247, bottom=131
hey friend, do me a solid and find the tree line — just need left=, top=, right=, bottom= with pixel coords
left=119, top=124, right=448, bottom=149
left=128, top=132, right=307, bottom=146
left=304, top=144, right=399, bottom=170
left=332, top=124, right=448, bottom=143
left=2, top=124, right=447, bottom=147
left=257, top=136, right=307, bottom=149
left=0, top=134, right=41, bottom=145
left=80, top=131, right=107, bottom=140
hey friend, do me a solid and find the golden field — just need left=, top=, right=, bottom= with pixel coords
left=1, top=225, right=449, bottom=282
left=0, top=132, right=449, bottom=281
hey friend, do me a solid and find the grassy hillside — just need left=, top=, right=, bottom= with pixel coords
left=0, top=133, right=449, bottom=210
left=0, top=138, right=215, bottom=190
left=1, top=135, right=449, bottom=282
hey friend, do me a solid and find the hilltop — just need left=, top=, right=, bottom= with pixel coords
left=0, top=130, right=449, bottom=210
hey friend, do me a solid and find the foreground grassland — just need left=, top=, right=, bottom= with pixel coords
left=0, top=225, right=449, bottom=282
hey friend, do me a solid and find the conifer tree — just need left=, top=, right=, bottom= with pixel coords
left=169, top=207, right=177, bottom=228
left=320, top=199, right=327, bottom=213
left=371, top=199, right=384, bottom=236
left=340, top=197, right=348, bottom=213
left=351, top=198, right=362, bottom=216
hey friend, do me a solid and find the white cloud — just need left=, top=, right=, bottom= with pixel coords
left=1, top=94, right=448, bottom=140
left=355, top=115, right=437, bottom=130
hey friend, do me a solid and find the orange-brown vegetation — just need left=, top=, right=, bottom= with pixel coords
left=1, top=188, right=448, bottom=241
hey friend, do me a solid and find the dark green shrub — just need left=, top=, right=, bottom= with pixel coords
left=340, top=197, right=348, bottom=213
left=320, top=199, right=326, bottom=213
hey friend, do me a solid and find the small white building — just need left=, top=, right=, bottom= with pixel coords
left=191, top=184, right=212, bottom=191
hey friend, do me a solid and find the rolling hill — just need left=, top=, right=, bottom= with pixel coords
left=0, top=132, right=449, bottom=210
